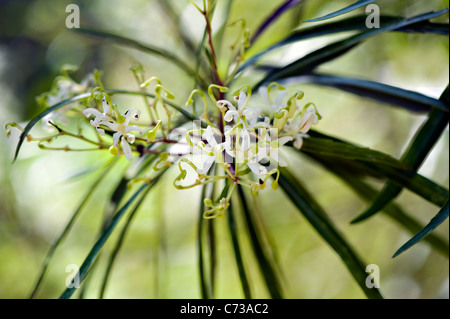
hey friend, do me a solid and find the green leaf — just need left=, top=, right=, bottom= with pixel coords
left=198, top=184, right=213, bottom=299
left=300, top=137, right=413, bottom=169
left=303, top=0, right=376, bottom=23
left=73, top=28, right=207, bottom=87
left=298, top=74, right=449, bottom=113
left=303, top=130, right=449, bottom=208
left=228, top=199, right=252, bottom=299
left=278, top=168, right=383, bottom=299
left=240, top=16, right=448, bottom=72
left=237, top=185, right=283, bottom=299
left=99, top=177, right=156, bottom=298
left=352, top=86, right=450, bottom=223
left=254, top=9, right=449, bottom=89
left=28, top=159, right=117, bottom=298
left=393, top=200, right=449, bottom=258
left=59, top=177, right=162, bottom=299
left=308, top=154, right=449, bottom=257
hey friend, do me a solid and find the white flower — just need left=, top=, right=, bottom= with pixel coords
left=296, top=104, right=322, bottom=134
left=267, top=134, right=293, bottom=167
left=222, top=91, right=258, bottom=124
left=196, top=126, right=232, bottom=175
left=235, top=129, right=268, bottom=176
left=84, top=103, right=143, bottom=161
left=82, top=98, right=111, bottom=135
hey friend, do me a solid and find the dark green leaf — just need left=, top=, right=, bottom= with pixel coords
left=59, top=177, right=162, bottom=299
left=309, top=154, right=449, bottom=257
left=393, top=200, right=449, bottom=258
left=278, top=168, right=383, bottom=299
left=99, top=177, right=156, bottom=298
left=198, top=184, right=212, bottom=299
left=301, top=137, right=413, bottom=169
left=303, top=0, right=376, bottom=23
left=228, top=199, right=252, bottom=299
left=237, top=185, right=283, bottom=299
left=302, top=130, right=449, bottom=208
left=352, top=86, right=450, bottom=223
left=73, top=28, right=207, bottom=87
left=254, top=9, right=449, bottom=89
left=240, top=16, right=448, bottom=72
left=298, top=74, right=449, bottom=113
left=29, top=159, right=117, bottom=298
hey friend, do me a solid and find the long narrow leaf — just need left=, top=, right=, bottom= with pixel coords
left=308, top=154, right=449, bottom=257
left=59, top=179, right=159, bottom=299
left=73, top=28, right=207, bottom=87
left=303, top=0, right=376, bottom=23
left=251, top=0, right=303, bottom=44
left=278, top=168, right=384, bottom=299
left=240, top=16, right=448, bottom=72
left=352, top=86, right=450, bottom=223
left=228, top=200, right=252, bottom=299
left=298, top=74, right=448, bottom=113
left=393, top=200, right=449, bottom=258
left=302, top=131, right=449, bottom=208
left=99, top=175, right=160, bottom=298
left=198, top=184, right=212, bottom=299
left=237, top=185, right=283, bottom=299
left=254, top=9, right=449, bottom=89
left=301, top=137, right=412, bottom=169
left=28, top=159, right=117, bottom=298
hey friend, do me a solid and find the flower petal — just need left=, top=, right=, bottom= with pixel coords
left=278, top=136, right=294, bottom=147
left=83, top=108, right=103, bottom=118
left=102, top=98, right=110, bottom=114
left=247, top=162, right=267, bottom=176
left=113, top=131, right=123, bottom=147
left=125, top=125, right=143, bottom=135
left=121, top=137, right=133, bottom=161
left=237, top=90, right=247, bottom=110
left=197, top=156, right=215, bottom=175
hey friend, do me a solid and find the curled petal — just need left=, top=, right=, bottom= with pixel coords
left=224, top=110, right=239, bottom=122
left=247, top=162, right=267, bottom=176
left=204, top=126, right=219, bottom=147
left=124, top=108, right=140, bottom=126
left=197, top=156, right=215, bottom=175
left=83, top=108, right=103, bottom=118
left=121, top=137, right=133, bottom=161
left=113, top=131, right=123, bottom=148
left=99, top=120, right=120, bottom=131
left=237, top=90, right=247, bottom=111
left=274, top=91, right=287, bottom=110
left=125, top=125, right=143, bottom=135
left=102, top=98, right=110, bottom=114
left=293, top=134, right=304, bottom=150
left=278, top=136, right=294, bottom=147
left=217, top=100, right=234, bottom=111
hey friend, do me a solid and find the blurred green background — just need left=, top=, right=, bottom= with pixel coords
left=0, top=0, right=448, bottom=298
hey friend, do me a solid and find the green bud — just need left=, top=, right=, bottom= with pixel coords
left=109, top=145, right=118, bottom=156
left=204, top=198, right=213, bottom=207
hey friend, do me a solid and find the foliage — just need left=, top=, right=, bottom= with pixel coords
left=4, top=0, right=449, bottom=299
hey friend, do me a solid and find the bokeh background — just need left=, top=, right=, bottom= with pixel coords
left=0, top=0, right=448, bottom=298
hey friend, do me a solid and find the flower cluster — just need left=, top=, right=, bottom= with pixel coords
left=175, top=83, right=322, bottom=217
left=5, top=65, right=321, bottom=219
